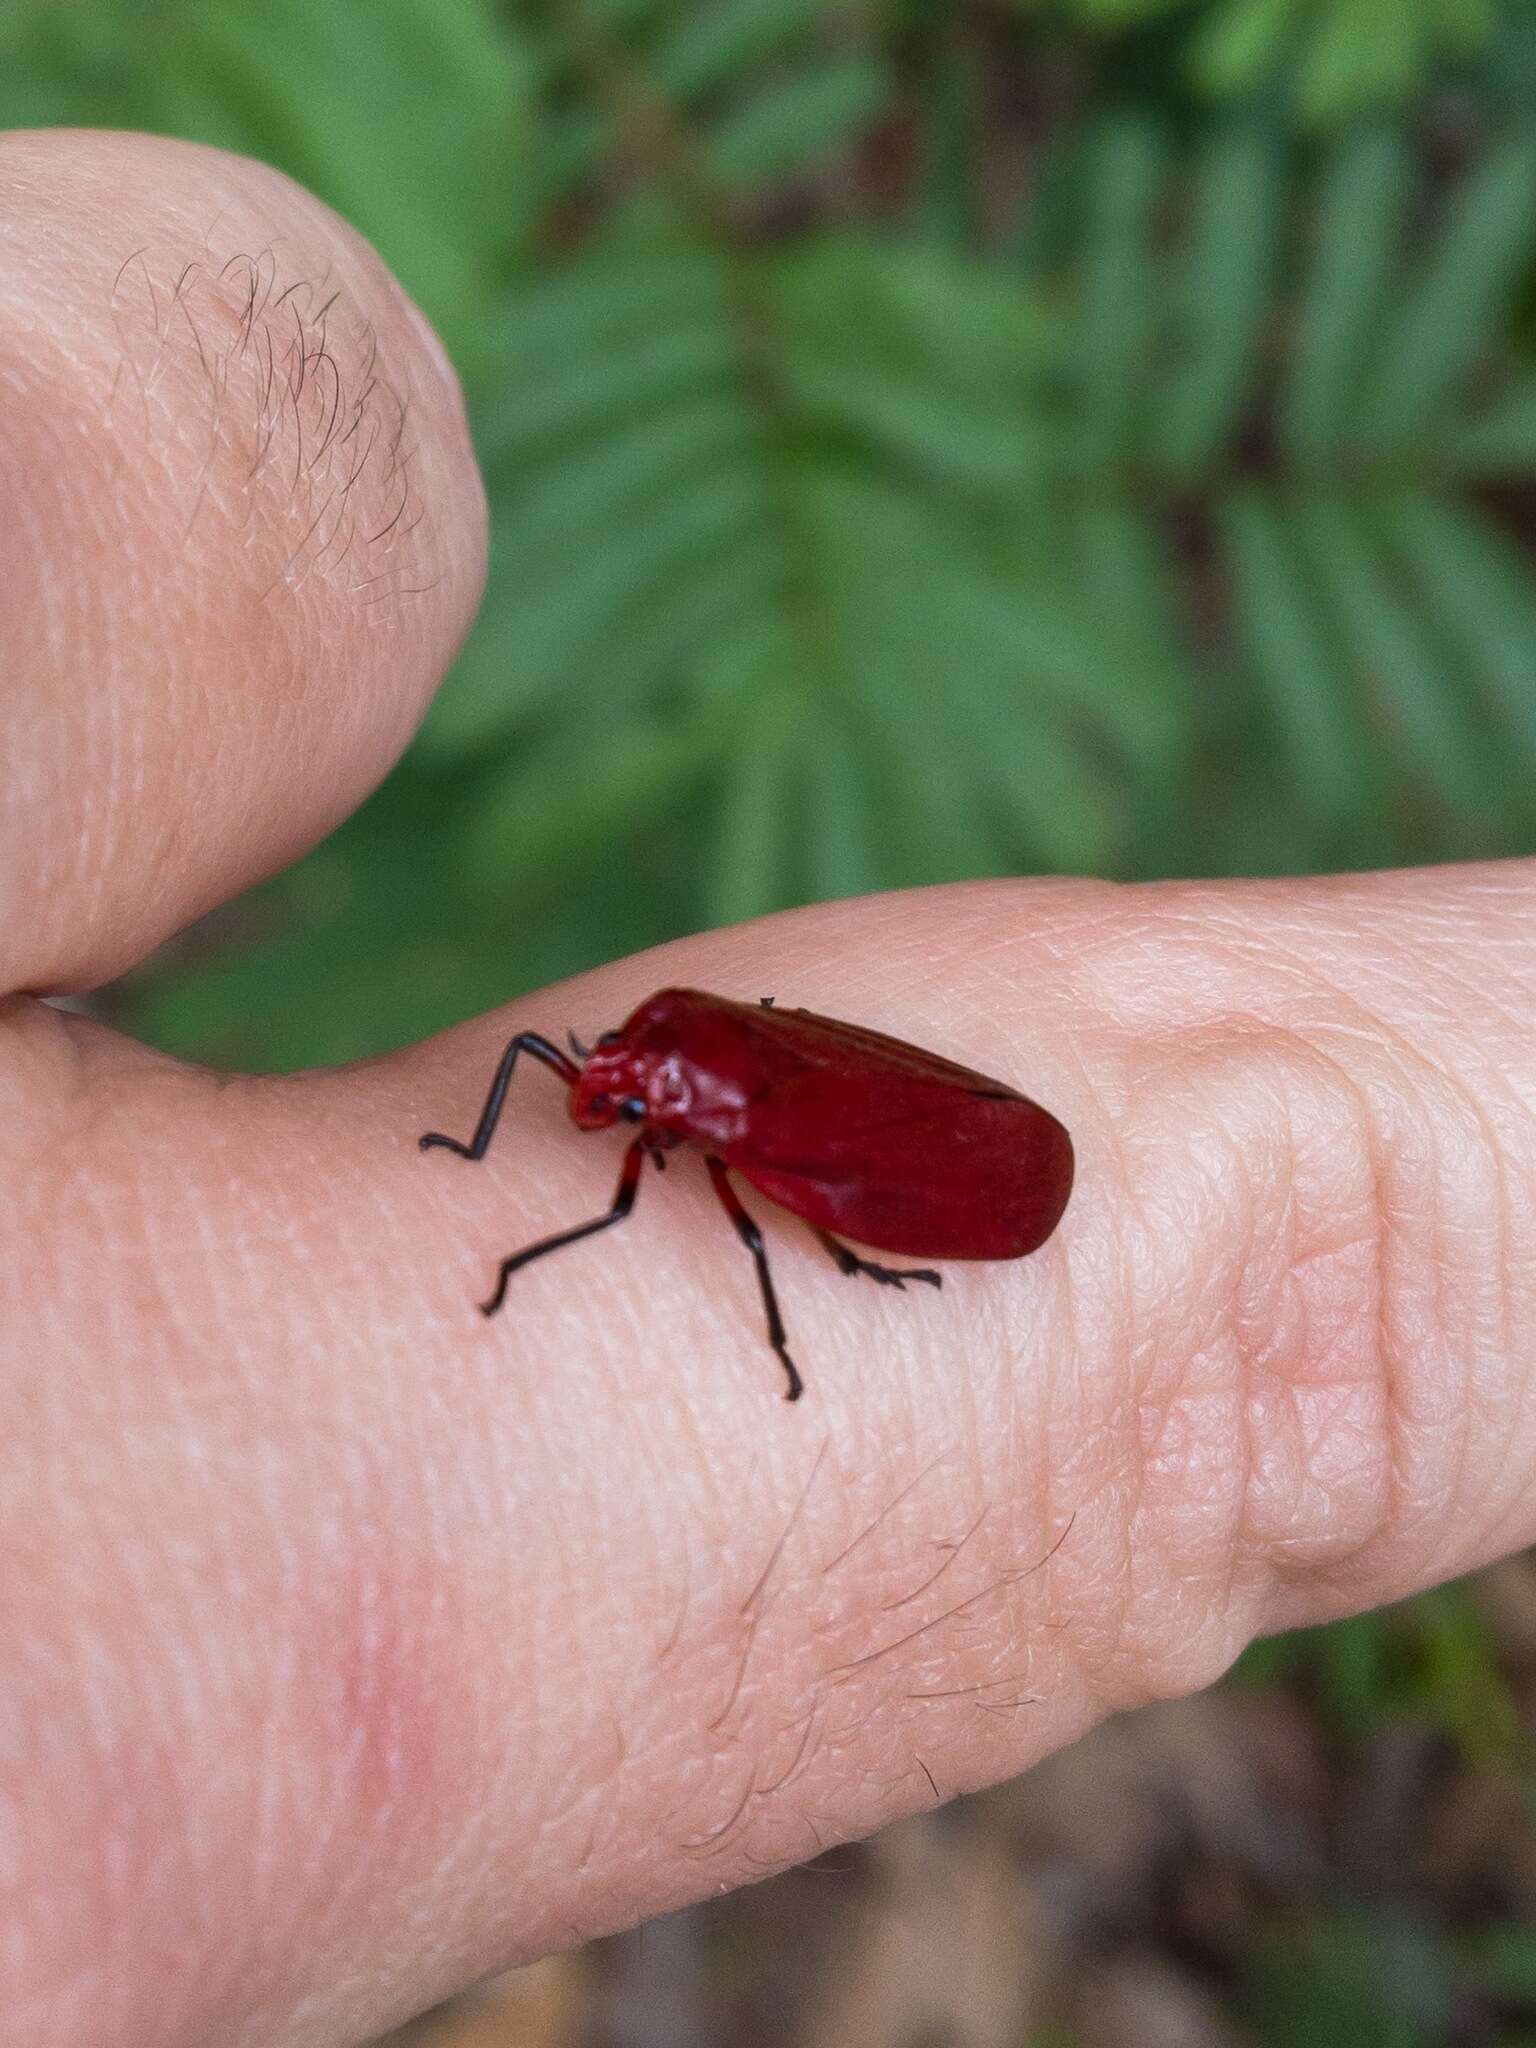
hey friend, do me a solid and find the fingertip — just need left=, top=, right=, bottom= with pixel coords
left=0, top=128, right=488, bottom=993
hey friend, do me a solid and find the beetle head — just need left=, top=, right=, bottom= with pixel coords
left=569, top=1031, right=647, bottom=1132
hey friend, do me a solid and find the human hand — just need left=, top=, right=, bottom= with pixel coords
left=6, top=129, right=1536, bottom=2048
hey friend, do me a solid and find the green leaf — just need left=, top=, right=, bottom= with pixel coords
left=1217, top=486, right=1369, bottom=827
left=812, top=469, right=1174, bottom=773
left=709, top=687, right=800, bottom=926
left=780, top=235, right=1052, bottom=393
left=788, top=361, right=1042, bottom=498
left=1282, top=125, right=1412, bottom=467
left=489, top=236, right=723, bottom=378
left=491, top=398, right=754, bottom=571
left=911, top=22, right=984, bottom=247
left=461, top=700, right=736, bottom=890
left=1448, top=377, right=1536, bottom=474
left=800, top=706, right=882, bottom=904
left=809, top=472, right=1131, bottom=870
left=1192, top=0, right=1299, bottom=98
left=1380, top=494, right=1536, bottom=765
left=1295, top=492, right=1494, bottom=816
left=439, top=469, right=764, bottom=740
left=479, top=327, right=735, bottom=470
left=1358, top=134, right=1536, bottom=454
left=1069, top=499, right=1192, bottom=773
left=1151, top=122, right=1283, bottom=479
left=423, top=530, right=776, bottom=757
left=1297, top=0, right=1426, bottom=124
left=659, top=0, right=830, bottom=99
left=707, top=53, right=886, bottom=189
left=859, top=674, right=1008, bottom=885
left=1076, top=116, right=1166, bottom=472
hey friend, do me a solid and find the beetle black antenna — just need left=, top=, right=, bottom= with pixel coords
left=567, top=1030, right=590, bottom=1062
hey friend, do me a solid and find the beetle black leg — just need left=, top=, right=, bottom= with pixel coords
left=815, top=1230, right=942, bottom=1291
left=706, top=1158, right=804, bottom=1401
left=420, top=1031, right=579, bottom=1161
left=481, top=1139, right=647, bottom=1315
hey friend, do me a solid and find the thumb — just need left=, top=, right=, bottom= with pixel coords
left=0, top=126, right=484, bottom=995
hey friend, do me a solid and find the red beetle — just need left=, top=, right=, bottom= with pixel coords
left=421, top=988, right=1073, bottom=1400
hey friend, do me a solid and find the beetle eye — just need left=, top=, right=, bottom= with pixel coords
left=618, top=1095, right=645, bottom=1123
left=596, top=1029, right=622, bottom=1049
left=588, top=1092, right=611, bottom=1115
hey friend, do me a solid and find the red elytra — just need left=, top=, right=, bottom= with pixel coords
left=420, top=987, right=1073, bottom=1401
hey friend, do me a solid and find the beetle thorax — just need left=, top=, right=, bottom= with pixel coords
left=569, top=1042, right=749, bottom=1147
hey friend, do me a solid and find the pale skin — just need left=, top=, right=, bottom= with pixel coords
left=4, top=127, right=1536, bottom=2048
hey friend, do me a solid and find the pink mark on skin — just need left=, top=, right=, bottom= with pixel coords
left=313, top=1552, right=466, bottom=1857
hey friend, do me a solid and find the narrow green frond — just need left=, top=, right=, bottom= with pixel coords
left=1358, top=134, right=1536, bottom=455
left=462, top=700, right=736, bottom=891
left=659, top=0, right=829, bottom=100
left=788, top=360, right=1042, bottom=499
left=479, top=329, right=735, bottom=471
left=490, top=240, right=722, bottom=375
left=811, top=469, right=1169, bottom=768
left=465, top=471, right=765, bottom=739
left=597, top=541, right=780, bottom=710
left=800, top=706, right=882, bottom=904
left=1448, top=379, right=1536, bottom=475
left=1070, top=499, right=1194, bottom=773
left=709, top=687, right=800, bottom=926
left=1381, top=494, right=1536, bottom=763
left=423, top=535, right=774, bottom=758
left=1192, top=0, right=1299, bottom=98
left=1296, top=0, right=1426, bottom=125
left=533, top=104, right=608, bottom=205
left=1216, top=486, right=1367, bottom=825
left=1435, top=0, right=1495, bottom=52
left=1152, top=122, right=1284, bottom=480
left=937, top=660, right=1117, bottom=875
left=809, top=472, right=1137, bottom=868
left=1295, top=491, right=1493, bottom=815
left=776, top=236, right=1052, bottom=397
left=1076, top=115, right=1167, bottom=472
left=975, top=555, right=1185, bottom=773
left=495, top=399, right=754, bottom=568
left=859, top=675, right=1010, bottom=885
left=910, top=24, right=984, bottom=248
left=1281, top=125, right=1411, bottom=467
left=707, top=53, right=886, bottom=189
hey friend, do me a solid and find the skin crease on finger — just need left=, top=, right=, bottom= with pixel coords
left=5, top=867, right=1536, bottom=2048
left=3, top=124, right=1536, bottom=2048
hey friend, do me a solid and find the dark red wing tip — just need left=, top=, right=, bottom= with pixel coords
left=1022, top=1119, right=1075, bottom=1254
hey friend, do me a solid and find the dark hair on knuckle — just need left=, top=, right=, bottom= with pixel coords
left=107, top=234, right=434, bottom=609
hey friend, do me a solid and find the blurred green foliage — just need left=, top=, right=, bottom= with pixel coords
left=1007, top=0, right=1499, bottom=124
left=6, top=0, right=1535, bottom=1058
left=1238, top=1584, right=1521, bottom=1765
left=7, top=8, right=1533, bottom=2035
